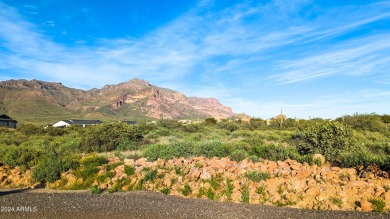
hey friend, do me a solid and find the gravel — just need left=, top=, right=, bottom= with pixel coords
left=0, top=189, right=388, bottom=219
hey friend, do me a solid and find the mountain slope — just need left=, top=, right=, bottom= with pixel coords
left=0, top=79, right=235, bottom=122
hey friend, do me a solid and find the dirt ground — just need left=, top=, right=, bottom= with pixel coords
left=0, top=189, right=388, bottom=219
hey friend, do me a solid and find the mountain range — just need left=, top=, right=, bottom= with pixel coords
left=0, top=78, right=237, bottom=122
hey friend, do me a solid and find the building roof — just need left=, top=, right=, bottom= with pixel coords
left=62, top=119, right=102, bottom=125
left=0, top=114, right=17, bottom=122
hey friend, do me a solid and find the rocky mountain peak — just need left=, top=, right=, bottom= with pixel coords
left=0, top=78, right=236, bottom=120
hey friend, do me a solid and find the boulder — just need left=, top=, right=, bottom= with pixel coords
left=305, top=186, right=319, bottom=196
left=124, top=159, right=135, bottom=166
left=360, top=200, right=373, bottom=212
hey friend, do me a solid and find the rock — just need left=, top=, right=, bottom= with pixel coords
left=348, top=181, right=368, bottom=188
left=326, top=171, right=339, bottom=180
left=200, top=170, right=211, bottom=180
left=316, top=192, right=328, bottom=201
left=124, top=159, right=135, bottom=166
left=268, top=161, right=277, bottom=172
left=307, top=179, right=316, bottom=187
left=291, top=181, right=306, bottom=192
left=99, top=183, right=108, bottom=189
left=290, top=163, right=302, bottom=171
left=384, top=191, right=390, bottom=201
left=64, top=173, right=77, bottom=187
left=305, top=187, right=319, bottom=196
left=114, top=165, right=125, bottom=178
left=108, top=156, right=121, bottom=163
left=135, top=158, right=149, bottom=166
left=285, top=193, right=298, bottom=203
left=296, top=170, right=311, bottom=180
left=163, top=178, right=172, bottom=187
left=189, top=168, right=201, bottom=181
left=277, top=161, right=289, bottom=168
left=360, top=200, right=373, bottom=212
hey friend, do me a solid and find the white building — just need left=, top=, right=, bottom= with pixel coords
left=52, top=119, right=102, bottom=127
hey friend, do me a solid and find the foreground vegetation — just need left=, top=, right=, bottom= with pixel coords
left=0, top=113, right=389, bottom=185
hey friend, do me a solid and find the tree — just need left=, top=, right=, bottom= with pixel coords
left=205, top=118, right=217, bottom=125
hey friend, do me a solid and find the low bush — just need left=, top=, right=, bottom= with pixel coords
left=230, top=149, right=247, bottom=161
left=0, top=146, right=43, bottom=169
left=369, top=198, right=386, bottom=212
left=32, top=156, right=62, bottom=183
left=292, top=121, right=356, bottom=163
left=124, top=165, right=135, bottom=176
left=80, top=123, right=143, bottom=152
left=90, top=186, right=103, bottom=194
left=245, top=171, right=270, bottom=182
left=181, top=183, right=192, bottom=196
left=160, top=187, right=171, bottom=195
left=226, top=179, right=234, bottom=201
left=241, top=187, right=250, bottom=203
left=206, top=188, right=215, bottom=200
left=75, top=154, right=107, bottom=180
left=252, top=143, right=299, bottom=161
left=143, top=144, right=176, bottom=161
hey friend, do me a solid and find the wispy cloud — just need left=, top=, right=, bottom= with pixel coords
left=271, top=35, right=390, bottom=84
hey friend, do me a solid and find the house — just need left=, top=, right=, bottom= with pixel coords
left=0, top=114, right=17, bottom=128
left=52, top=119, right=102, bottom=127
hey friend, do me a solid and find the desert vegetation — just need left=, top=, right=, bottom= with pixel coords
left=0, top=113, right=390, bottom=212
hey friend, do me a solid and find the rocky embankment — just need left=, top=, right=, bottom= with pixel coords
left=1, top=155, right=389, bottom=213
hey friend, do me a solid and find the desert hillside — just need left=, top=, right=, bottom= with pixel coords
left=0, top=79, right=235, bottom=122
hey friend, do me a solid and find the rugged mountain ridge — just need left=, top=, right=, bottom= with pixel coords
left=0, top=78, right=235, bottom=121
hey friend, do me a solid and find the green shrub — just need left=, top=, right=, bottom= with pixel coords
left=197, top=187, right=205, bottom=198
left=45, top=127, right=68, bottom=136
left=153, top=128, right=172, bottom=137
left=369, top=198, right=386, bottom=212
left=32, top=156, right=62, bottom=183
left=143, top=170, right=158, bottom=182
left=209, top=176, right=221, bottom=190
left=217, top=121, right=239, bottom=132
left=195, top=140, right=229, bottom=158
left=0, top=146, right=43, bottom=169
left=171, top=141, right=195, bottom=158
left=17, top=124, right=44, bottom=135
left=160, top=187, right=170, bottom=195
left=205, top=118, right=217, bottom=125
left=226, top=179, right=234, bottom=201
left=330, top=197, right=343, bottom=208
left=90, top=186, right=103, bottom=194
left=124, top=165, right=135, bottom=176
left=245, top=171, right=270, bottom=182
left=75, top=155, right=107, bottom=180
left=80, top=154, right=108, bottom=166
left=256, top=186, right=266, bottom=196
left=337, top=114, right=389, bottom=135
left=181, top=183, right=192, bottom=196
left=181, top=124, right=201, bottom=133
left=241, top=187, right=250, bottom=203
left=143, top=144, right=176, bottom=161
left=252, top=143, right=299, bottom=161
left=206, top=188, right=215, bottom=200
left=293, top=121, right=356, bottom=162
left=230, top=149, right=247, bottom=161
left=80, top=123, right=143, bottom=152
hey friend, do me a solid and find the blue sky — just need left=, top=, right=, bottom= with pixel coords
left=1, top=0, right=390, bottom=119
